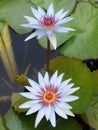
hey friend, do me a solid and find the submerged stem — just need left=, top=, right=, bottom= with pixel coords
left=46, top=38, right=50, bottom=72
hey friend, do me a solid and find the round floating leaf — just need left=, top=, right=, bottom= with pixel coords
left=30, top=0, right=77, bottom=49
left=31, top=0, right=77, bottom=12
left=0, top=112, right=9, bottom=130
left=92, top=70, right=98, bottom=92
left=81, top=95, right=98, bottom=129
left=46, top=118, right=83, bottom=130
left=49, top=56, right=93, bottom=114
left=5, top=108, right=49, bottom=130
left=60, top=2, right=98, bottom=60
left=0, top=0, right=33, bottom=34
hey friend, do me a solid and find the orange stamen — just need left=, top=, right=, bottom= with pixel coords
left=43, top=91, right=56, bottom=103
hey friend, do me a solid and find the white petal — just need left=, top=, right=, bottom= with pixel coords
left=46, top=29, right=53, bottom=36
left=26, top=103, right=42, bottom=115
left=55, top=107, right=68, bottom=119
left=54, top=26, right=69, bottom=33
left=24, top=31, right=38, bottom=41
left=38, top=72, right=46, bottom=89
left=48, top=33, right=57, bottom=50
left=57, top=16, right=74, bottom=25
left=50, top=71, right=58, bottom=85
left=55, top=73, right=64, bottom=87
left=19, top=100, right=39, bottom=109
left=65, top=87, right=80, bottom=95
left=37, top=30, right=46, bottom=39
left=63, top=27, right=76, bottom=31
left=31, top=7, right=41, bottom=20
left=60, top=82, right=75, bottom=94
left=19, top=92, right=34, bottom=99
left=24, top=15, right=39, bottom=24
left=21, top=24, right=34, bottom=28
left=25, top=86, right=34, bottom=93
left=29, top=25, right=43, bottom=29
left=28, top=78, right=40, bottom=91
left=47, top=3, right=54, bottom=16
left=19, top=101, right=34, bottom=108
left=44, top=72, right=49, bottom=85
left=62, top=95, right=79, bottom=102
left=50, top=110, right=56, bottom=127
left=21, top=24, right=42, bottom=29
left=57, top=10, right=69, bottom=19
left=64, top=83, right=75, bottom=91
left=60, top=78, right=72, bottom=88
left=45, top=105, right=52, bottom=121
left=25, top=86, right=38, bottom=95
left=55, top=9, right=64, bottom=19
left=38, top=6, right=46, bottom=16
left=64, top=109, right=74, bottom=117
left=35, top=109, right=45, bottom=128
left=57, top=102, right=72, bottom=109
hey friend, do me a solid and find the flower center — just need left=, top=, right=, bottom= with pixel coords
left=41, top=15, right=57, bottom=29
left=43, top=91, right=56, bottom=104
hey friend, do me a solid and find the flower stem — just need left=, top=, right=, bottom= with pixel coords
left=46, top=38, right=50, bottom=72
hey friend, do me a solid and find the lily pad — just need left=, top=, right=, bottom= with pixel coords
left=31, top=0, right=77, bottom=12
left=92, top=70, right=98, bottom=92
left=49, top=56, right=93, bottom=114
left=60, top=2, right=98, bottom=60
left=0, top=112, right=9, bottom=130
left=90, top=0, right=98, bottom=8
left=5, top=108, right=49, bottom=130
left=46, top=118, right=83, bottom=130
left=30, top=0, right=77, bottom=49
left=0, top=0, right=33, bottom=34
left=81, top=95, right=98, bottom=130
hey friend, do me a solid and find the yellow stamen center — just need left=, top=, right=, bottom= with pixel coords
left=41, top=15, right=57, bottom=29
left=43, top=91, right=56, bottom=103
left=43, top=24, right=55, bottom=29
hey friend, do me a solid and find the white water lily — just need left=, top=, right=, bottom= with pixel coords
left=21, top=3, right=75, bottom=49
left=19, top=71, right=80, bottom=128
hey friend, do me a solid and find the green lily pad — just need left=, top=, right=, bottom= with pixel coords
left=30, top=0, right=77, bottom=49
left=49, top=56, right=93, bottom=114
left=5, top=108, right=49, bottom=130
left=90, top=0, right=98, bottom=8
left=31, top=0, right=77, bottom=12
left=0, top=112, right=9, bottom=130
left=0, top=0, right=33, bottom=34
left=81, top=95, right=98, bottom=129
left=46, top=118, right=83, bottom=130
left=92, top=70, right=98, bottom=92
left=60, top=2, right=98, bottom=60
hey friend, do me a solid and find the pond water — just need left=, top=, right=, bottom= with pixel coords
left=0, top=28, right=96, bottom=130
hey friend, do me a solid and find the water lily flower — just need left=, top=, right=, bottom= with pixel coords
left=21, top=3, right=75, bottom=49
left=19, top=71, right=80, bottom=128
